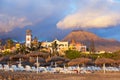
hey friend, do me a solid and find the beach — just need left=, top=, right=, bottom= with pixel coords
left=0, top=71, right=120, bottom=80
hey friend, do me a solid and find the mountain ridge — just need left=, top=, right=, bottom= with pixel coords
left=63, top=30, right=120, bottom=52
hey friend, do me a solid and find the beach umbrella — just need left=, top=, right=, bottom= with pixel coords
left=11, top=54, right=27, bottom=61
left=47, top=56, right=70, bottom=67
left=68, top=57, right=91, bottom=66
left=27, top=52, right=49, bottom=58
left=68, top=57, right=91, bottom=73
left=21, top=61, right=33, bottom=66
left=0, top=56, right=13, bottom=65
left=0, top=56, right=11, bottom=61
left=95, top=57, right=115, bottom=74
left=95, top=58, right=115, bottom=65
left=38, top=57, right=46, bottom=63
left=115, top=60, right=120, bottom=64
left=34, top=57, right=46, bottom=66
left=27, top=53, right=38, bottom=57
left=48, top=56, right=66, bottom=62
left=36, top=57, right=46, bottom=64
left=115, top=59, right=120, bottom=66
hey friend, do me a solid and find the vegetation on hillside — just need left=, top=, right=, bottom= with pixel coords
left=65, top=50, right=120, bottom=60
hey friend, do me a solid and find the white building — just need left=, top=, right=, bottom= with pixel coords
left=41, top=39, right=68, bottom=53
left=25, top=29, right=32, bottom=48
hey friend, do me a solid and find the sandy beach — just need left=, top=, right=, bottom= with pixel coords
left=0, top=71, right=120, bottom=80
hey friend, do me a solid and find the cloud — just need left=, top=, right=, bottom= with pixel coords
left=57, top=0, right=120, bottom=29
left=0, top=0, right=71, bottom=33
left=0, top=14, right=32, bottom=33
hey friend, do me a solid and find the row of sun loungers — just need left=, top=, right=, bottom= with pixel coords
left=0, top=64, right=120, bottom=73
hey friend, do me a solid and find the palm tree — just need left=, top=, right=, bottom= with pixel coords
left=28, top=37, right=42, bottom=53
left=19, top=44, right=28, bottom=54
left=5, top=39, right=14, bottom=49
left=31, top=37, right=39, bottom=51
left=89, top=39, right=95, bottom=54
left=38, top=42, right=42, bottom=51
left=51, top=41, right=58, bottom=56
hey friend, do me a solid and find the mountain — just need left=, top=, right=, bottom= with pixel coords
left=63, top=30, right=120, bottom=52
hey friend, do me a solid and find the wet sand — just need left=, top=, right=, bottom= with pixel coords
left=0, top=71, right=120, bottom=80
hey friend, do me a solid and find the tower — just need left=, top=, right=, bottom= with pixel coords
left=26, top=29, right=32, bottom=48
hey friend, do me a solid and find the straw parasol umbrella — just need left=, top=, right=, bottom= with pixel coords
left=34, top=57, right=46, bottom=66
left=21, top=61, right=34, bottom=67
left=27, top=52, right=49, bottom=58
left=115, top=59, right=120, bottom=66
left=68, top=57, right=91, bottom=73
left=95, top=57, right=115, bottom=74
left=48, top=56, right=66, bottom=62
left=0, top=56, right=11, bottom=61
left=47, top=56, right=70, bottom=67
left=0, top=56, right=12, bottom=64
left=95, top=58, right=115, bottom=65
left=11, top=54, right=27, bottom=61
left=68, top=57, right=91, bottom=66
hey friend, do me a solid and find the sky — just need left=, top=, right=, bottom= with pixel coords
left=0, top=0, right=120, bottom=41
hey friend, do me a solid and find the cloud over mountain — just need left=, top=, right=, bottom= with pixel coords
left=57, top=0, right=120, bottom=29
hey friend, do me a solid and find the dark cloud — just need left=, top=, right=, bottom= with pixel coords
left=0, top=0, right=71, bottom=33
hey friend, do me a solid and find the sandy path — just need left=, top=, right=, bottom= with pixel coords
left=0, top=71, right=120, bottom=80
